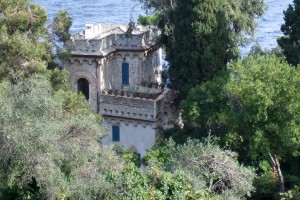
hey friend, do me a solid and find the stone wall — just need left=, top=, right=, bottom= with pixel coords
left=64, top=57, right=100, bottom=113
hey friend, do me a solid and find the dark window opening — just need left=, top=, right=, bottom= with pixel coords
left=78, top=78, right=89, bottom=100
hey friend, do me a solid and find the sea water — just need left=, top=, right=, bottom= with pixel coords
left=32, top=0, right=293, bottom=56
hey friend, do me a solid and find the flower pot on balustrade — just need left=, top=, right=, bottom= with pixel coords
left=133, top=92, right=142, bottom=98
left=114, top=90, right=119, bottom=96
left=152, top=82, right=159, bottom=89
left=139, top=93, right=145, bottom=99
left=120, top=91, right=125, bottom=96
left=101, top=89, right=107, bottom=94
left=149, top=93, right=157, bottom=100
left=108, top=90, right=113, bottom=95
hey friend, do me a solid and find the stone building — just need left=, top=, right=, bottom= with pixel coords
left=64, top=24, right=179, bottom=156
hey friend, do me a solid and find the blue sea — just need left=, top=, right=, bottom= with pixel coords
left=31, top=0, right=293, bottom=56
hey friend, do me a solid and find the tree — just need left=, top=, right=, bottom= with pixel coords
left=140, top=0, right=265, bottom=98
left=278, top=0, right=300, bottom=66
left=0, top=0, right=50, bottom=83
left=143, top=138, right=255, bottom=199
left=181, top=54, right=300, bottom=194
left=0, top=75, right=128, bottom=199
left=0, top=0, right=72, bottom=83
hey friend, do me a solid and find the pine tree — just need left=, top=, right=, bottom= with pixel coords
left=278, top=0, right=300, bottom=66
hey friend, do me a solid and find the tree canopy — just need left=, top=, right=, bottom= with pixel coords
left=140, top=0, right=265, bottom=98
left=278, top=0, right=300, bottom=66
left=143, top=138, right=255, bottom=199
left=182, top=54, right=300, bottom=160
left=0, top=0, right=72, bottom=83
left=181, top=54, right=300, bottom=195
left=0, top=75, right=127, bottom=199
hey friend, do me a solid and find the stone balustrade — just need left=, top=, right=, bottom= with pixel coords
left=99, top=89, right=177, bottom=121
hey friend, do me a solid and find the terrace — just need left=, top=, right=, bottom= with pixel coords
left=99, top=88, right=177, bottom=122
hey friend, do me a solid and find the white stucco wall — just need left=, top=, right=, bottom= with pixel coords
left=101, top=119, right=156, bottom=156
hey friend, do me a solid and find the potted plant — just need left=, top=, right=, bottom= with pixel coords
left=120, top=90, right=125, bottom=96
left=141, top=79, right=147, bottom=87
left=147, top=81, right=153, bottom=88
left=101, top=88, right=107, bottom=94
left=149, top=93, right=157, bottom=100
left=108, top=89, right=113, bottom=95
left=114, top=90, right=119, bottom=96
left=139, top=93, right=144, bottom=99
left=134, top=92, right=139, bottom=98
left=152, top=82, right=159, bottom=89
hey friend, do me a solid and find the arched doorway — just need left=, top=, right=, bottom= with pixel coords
left=77, top=78, right=89, bottom=100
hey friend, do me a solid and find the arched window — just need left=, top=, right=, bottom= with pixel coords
left=77, top=78, right=89, bottom=100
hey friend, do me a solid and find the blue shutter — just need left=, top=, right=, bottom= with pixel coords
left=112, top=126, right=120, bottom=142
left=122, top=63, right=129, bottom=85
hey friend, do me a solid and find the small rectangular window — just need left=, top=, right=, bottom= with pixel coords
left=112, top=126, right=120, bottom=142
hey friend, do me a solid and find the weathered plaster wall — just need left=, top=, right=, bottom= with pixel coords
left=101, top=119, right=156, bottom=156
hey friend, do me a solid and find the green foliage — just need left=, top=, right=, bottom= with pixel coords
left=0, top=75, right=124, bottom=199
left=144, top=138, right=255, bottom=199
left=281, top=186, right=300, bottom=200
left=138, top=13, right=161, bottom=26
left=0, top=0, right=50, bottom=82
left=140, top=0, right=265, bottom=98
left=51, top=10, right=72, bottom=43
left=0, top=0, right=72, bottom=86
left=46, top=68, right=70, bottom=91
left=251, top=161, right=277, bottom=199
left=182, top=54, right=300, bottom=161
left=142, top=138, right=171, bottom=166
left=278, top=0, right=300, bottom=66
left=249, top=43, right=283, bottom=57
left=181, top=54, right=300, bottom=197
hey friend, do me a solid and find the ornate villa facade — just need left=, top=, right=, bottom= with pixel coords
left=64, top=24, right=179, bottom=156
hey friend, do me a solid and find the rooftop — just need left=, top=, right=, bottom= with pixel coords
left=66, top=23, right=160, bottom=56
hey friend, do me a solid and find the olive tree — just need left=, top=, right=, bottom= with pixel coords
left=0, top=75, right=124, bottom=199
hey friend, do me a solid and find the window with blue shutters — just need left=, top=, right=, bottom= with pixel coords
left=122, top=63, right=129, bottom=85
left=112, top=126, right=120, bottom=142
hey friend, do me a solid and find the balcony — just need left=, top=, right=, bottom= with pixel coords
left=99, top=89, right=177, bottom=122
